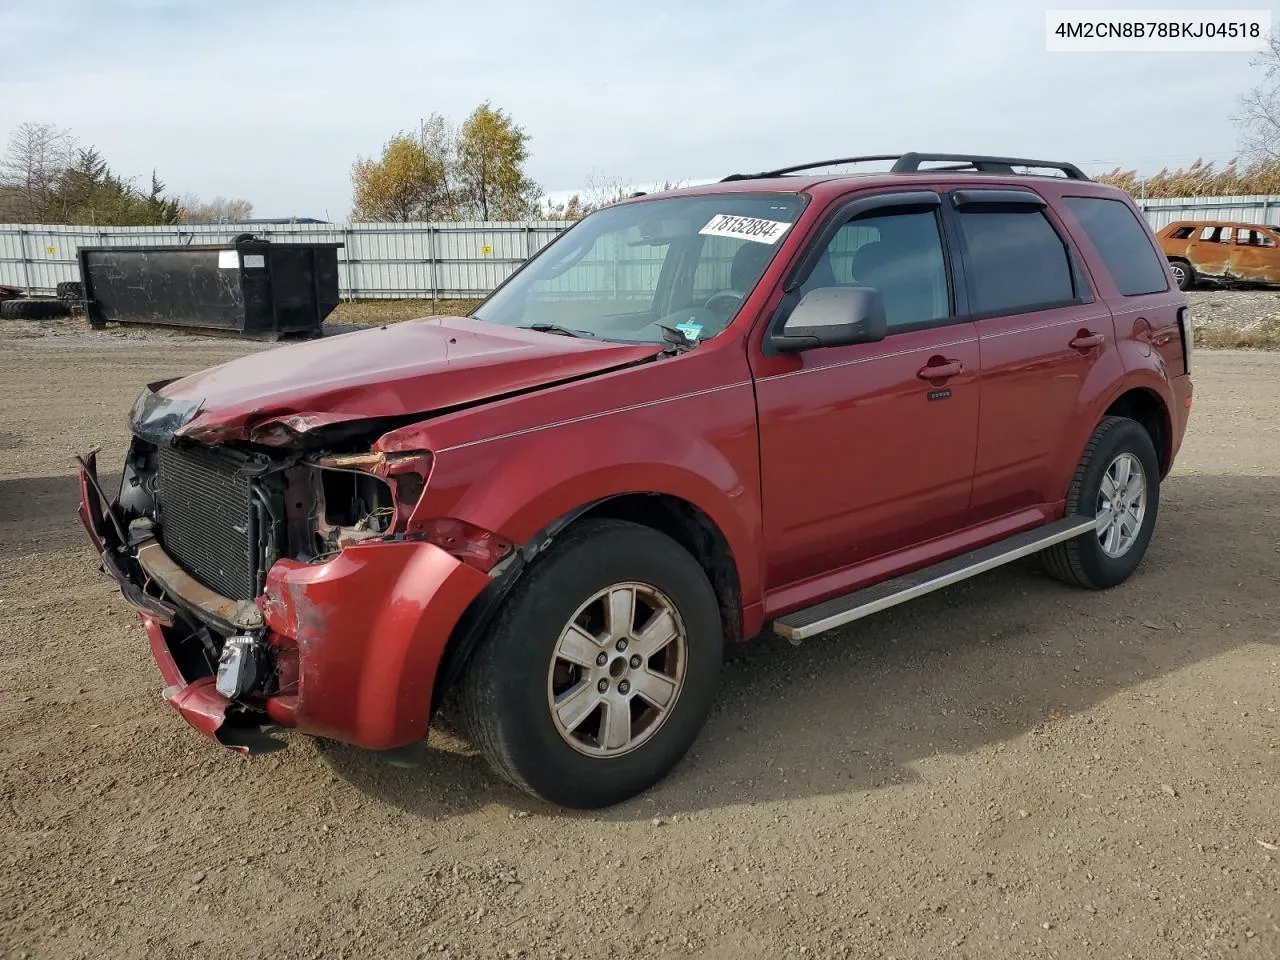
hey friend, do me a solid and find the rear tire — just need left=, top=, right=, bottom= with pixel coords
left=1041, top=416, right=1160, bottom=590
left=1168, top=259, right=1195, bottom=291
left=461, top=519, right=722, bottom=808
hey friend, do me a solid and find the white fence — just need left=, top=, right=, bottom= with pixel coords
left=1137, top=194, right=1280, bottom=231
left=0, top=221, right=572, bottom=299
left=6, top=195, right=1280, bottom=299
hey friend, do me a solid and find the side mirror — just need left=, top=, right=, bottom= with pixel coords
left=772, top=287, right=888, bottom=352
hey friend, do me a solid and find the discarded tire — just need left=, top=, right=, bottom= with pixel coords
left=56, top=281, right=84, bottom=301
left=0, top=298, right=73, bottom=320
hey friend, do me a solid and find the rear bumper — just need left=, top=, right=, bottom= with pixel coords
left=77, top=450, right=491, bottom=752
left=1170, top=373, right=1193, bottom=467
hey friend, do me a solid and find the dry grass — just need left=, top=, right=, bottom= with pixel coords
left=329, top=298, right=482, bottom=327
left=1095, top=157, right=1280, bottom=197
left=1186, top=290, right=1280, bottom=350
left=1195, top=315, right=1280, bottom=349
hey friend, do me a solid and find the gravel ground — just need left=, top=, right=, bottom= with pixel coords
left=0, top=320, right=1278, bottom=960
left=1187, top=290, right=1280, bottom=349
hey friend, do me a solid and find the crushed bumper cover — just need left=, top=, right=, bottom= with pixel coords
left=77, top=449, right=491, bottom=753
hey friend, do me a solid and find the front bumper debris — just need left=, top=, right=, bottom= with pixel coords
left=77, top=447, right=491, bottom=753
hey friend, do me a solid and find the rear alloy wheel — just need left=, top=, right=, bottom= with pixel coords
left=462, top=519, right=722, bottom=808
left=1095, top=453, right=1147, bottom=558
left=1169, top=259, right=1195, bottom=291
left=1041, top=416, right=1160, bottom=589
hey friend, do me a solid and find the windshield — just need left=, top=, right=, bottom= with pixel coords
left=473, top=192, right=806, bottom=345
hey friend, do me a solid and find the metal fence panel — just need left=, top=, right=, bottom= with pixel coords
left=0, top=220, right=574, bottom=299
left=7, top=197, right=1280, bottom=299
left=1137, top=195, right=1280, bottom=231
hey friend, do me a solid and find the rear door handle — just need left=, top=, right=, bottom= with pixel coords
left=916, top=358, right=964, bottom=380
left=1070, top=331, right=1105, bottom=350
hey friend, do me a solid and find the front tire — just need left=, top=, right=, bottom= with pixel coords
left=461, top=519, right=722, bottom=808
left=1042, top=416, right=1161, bottom=589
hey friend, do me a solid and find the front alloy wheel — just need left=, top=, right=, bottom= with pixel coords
left=549, top=582, right=688, bottom=756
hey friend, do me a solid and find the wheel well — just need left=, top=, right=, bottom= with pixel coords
left=429, top=495, right=743, bottom=717
left=576, top=494, right=743, bottom=647
left=1105, top=388, right=1171, bottom=475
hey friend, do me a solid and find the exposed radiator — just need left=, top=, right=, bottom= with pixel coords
left=155, top=444, right=257, bottom=601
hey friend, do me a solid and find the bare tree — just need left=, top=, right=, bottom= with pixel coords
left=179, top=195, right=255, bottom=222
left=543, top=173, right=693, bottom=219
left=1238, top=32, right=1280, bottom=160
left=419, top=113, right=460, bottom=217
left=0, top=122, right=75, bottom=221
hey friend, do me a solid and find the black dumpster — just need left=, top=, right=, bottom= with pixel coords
left=78, top=236, right=342, bottom=339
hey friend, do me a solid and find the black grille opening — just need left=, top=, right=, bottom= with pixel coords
left=155, top=444, right=257, bottom=600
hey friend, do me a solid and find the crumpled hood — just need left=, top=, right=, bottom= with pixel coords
left=135, top=316, right=661, bottom=445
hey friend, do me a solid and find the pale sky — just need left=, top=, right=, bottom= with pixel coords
left=0, top=0, right=1269, bottom=219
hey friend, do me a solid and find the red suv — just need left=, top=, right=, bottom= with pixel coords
left=78, top=153, right=1194, bottom=808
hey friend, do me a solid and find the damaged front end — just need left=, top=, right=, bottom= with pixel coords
left=79, top=383, right=493, bottom=753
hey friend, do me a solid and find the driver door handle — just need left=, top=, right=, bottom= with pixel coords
left=917, top=358, right=963, bottom=380
left=1070, top=331, right=1105, bottom=350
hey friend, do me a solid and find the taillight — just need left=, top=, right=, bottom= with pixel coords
left=418, top=517, right=514, bottom=572
left=1177, top=306, right=1193, bottom=374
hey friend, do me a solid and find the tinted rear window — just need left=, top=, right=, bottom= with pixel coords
left=1064, top=197, right=1169, bottom=296
left=955, top=209, right=1075, bottom=315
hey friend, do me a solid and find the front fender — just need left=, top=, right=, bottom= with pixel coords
left=408, top=389, right=764, bottom=611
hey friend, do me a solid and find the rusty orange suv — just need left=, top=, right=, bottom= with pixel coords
left=79, top=153, right=1194, bottom=807
left=1157, top=219, right=1280, bottom=290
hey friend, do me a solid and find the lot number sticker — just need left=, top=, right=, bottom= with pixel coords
left=699, top=214, right=791, bottom=245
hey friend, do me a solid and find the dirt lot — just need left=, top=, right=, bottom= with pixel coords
left=1, top=318, right=1278, bottom=960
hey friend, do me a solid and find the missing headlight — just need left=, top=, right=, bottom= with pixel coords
left=282, top=465, right=394, bottom=561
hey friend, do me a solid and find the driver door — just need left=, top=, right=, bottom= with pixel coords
left=750, top=191, right=981, bottom=589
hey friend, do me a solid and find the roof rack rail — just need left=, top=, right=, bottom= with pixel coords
left=721, top=155, right=900, bottom=181
left=891, top=152, right=1089, bottom=180
left=721, top=152, right=1090, bottom=182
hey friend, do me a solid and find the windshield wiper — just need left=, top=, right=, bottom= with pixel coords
left=519, top=323, right=598, bottom=339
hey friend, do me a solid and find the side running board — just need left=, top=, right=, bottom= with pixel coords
left=774, top=517, right=1096, bottom=641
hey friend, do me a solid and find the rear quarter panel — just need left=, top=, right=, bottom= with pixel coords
left=1227, top=237, right=1280, bottom=284
left=1050, top=185, right=1188, bottom=478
